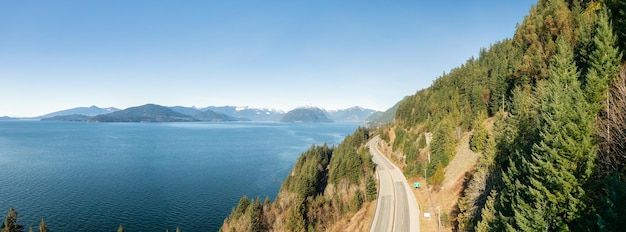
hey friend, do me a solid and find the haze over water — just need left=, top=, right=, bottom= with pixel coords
left=0, top=121, right=358, bottom=231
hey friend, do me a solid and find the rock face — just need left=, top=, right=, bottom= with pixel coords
left=280, top=107, right=333, bottom=123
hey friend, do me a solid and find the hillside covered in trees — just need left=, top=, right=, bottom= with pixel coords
left=378, top=0, right=626, bottom=230
left=220, top=127, right=377, bottom=231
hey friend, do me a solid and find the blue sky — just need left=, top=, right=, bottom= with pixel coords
left=0, top=1, right=536, bottom=117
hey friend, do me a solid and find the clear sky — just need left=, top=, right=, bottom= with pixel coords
left=0, top=0, right=536, bottom=117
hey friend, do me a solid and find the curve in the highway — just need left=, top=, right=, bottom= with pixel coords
left=369, top=136, right=420, bottom=232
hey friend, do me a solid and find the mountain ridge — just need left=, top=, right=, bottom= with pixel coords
left=34, top=105, right=119, bottom=119
left=280, top=107, right=333, bottom=123
left=326, top=106, right=378, bottom=123
left=89, top=104, right=198, bottom=122
left=33, top=105, right=379, bottom=123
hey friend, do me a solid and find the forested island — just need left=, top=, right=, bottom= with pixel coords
left=280, top=107, right=334, bottom=123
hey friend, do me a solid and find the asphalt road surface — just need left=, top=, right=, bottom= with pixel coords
left=369, top=136, right=420, bottom=232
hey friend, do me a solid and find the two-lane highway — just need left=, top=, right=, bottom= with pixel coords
left=369, top=136, right=420, bottom=232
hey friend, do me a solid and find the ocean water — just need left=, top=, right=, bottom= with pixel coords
left=0, top=121, right=359, bottom=231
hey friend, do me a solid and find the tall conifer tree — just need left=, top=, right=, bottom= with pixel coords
left=608, top=0, right=626, bottom=56
left=37, top=219, right=46, bottom=232
left=494, top=38, right=596, bottom=231
left=1, top=208, right=23, bottom=232
left=584, top=8, right=623, bottom=111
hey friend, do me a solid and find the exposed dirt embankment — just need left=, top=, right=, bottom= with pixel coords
left=442, top=133, right=479, bottom=190
left=379, top=127, right=485, bottom=232
left=328, top=200, right=377, bottom=232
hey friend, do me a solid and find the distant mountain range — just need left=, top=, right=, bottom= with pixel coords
left=32, top=104, right=381, bottom=123
left=36, top=105, right=119, bottom=119
left=365, top=96, right=406, bottom=126
left=167, top=106, right=243, bottom=121
left=90, top=104, right=199, bottom=122
left=204, top=106, right=284, bottom=121
left=327, top=106, right=378, bottom=123
left=192, top=109, right=240, bottom=122
left=41, top=114, right=92, bottom=122
left=280, top=106, right=333, bottom=123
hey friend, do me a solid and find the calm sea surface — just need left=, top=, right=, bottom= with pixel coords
left=0, top=121, right=359, bottom=231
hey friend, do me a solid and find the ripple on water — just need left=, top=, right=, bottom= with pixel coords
left=0, top=121, right=359, bottom=231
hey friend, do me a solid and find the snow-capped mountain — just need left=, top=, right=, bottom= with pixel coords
left=33, top=104, right=379, bottom=123
left=326, top=106, right=379, bottom=122
left=204, top=106, right=285, bottom=121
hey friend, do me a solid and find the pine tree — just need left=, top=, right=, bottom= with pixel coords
left=247, top=197, right=262, bottom=232
left=430, top=162, right=445, bottom=186
left=430, top=118, right=456, bottom=169
left=231, top=196, right=249, bottom=220
left=117, top=225, right=124, bottom=232
left=285, top=202, right=306, bottom=232
left=475, top=190, right=498, bottom=232
left=1, top=208, right=24, bottom=232
left=584, top=8, right=623, bottom=111
left=350, top=189, right=364, bottom=211
left=264, top=196, right=270, bottom=207
left=492, top=37, right=596, bottom=231
left=523, top=38, right=594, bottom=230
left=588, top=6, right=625, bottom=178
left=572, top=0, right=596, bottom=77
left=366, top=174, right=377, bottom=201
left=37, top=219, right=47, bottom=232
left=608, top=0, right=626, bottom=56
left=470, top=111, right=488, bottom=153
left=488, top=85, right=539, bottom=229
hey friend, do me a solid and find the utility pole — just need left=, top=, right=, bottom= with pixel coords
left=437, top=207, right=441, bottom=232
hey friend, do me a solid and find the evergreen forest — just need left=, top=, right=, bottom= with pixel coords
left=384, top=0, right=626, bottom=230
left=220, top=127, right=376, bottom=231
